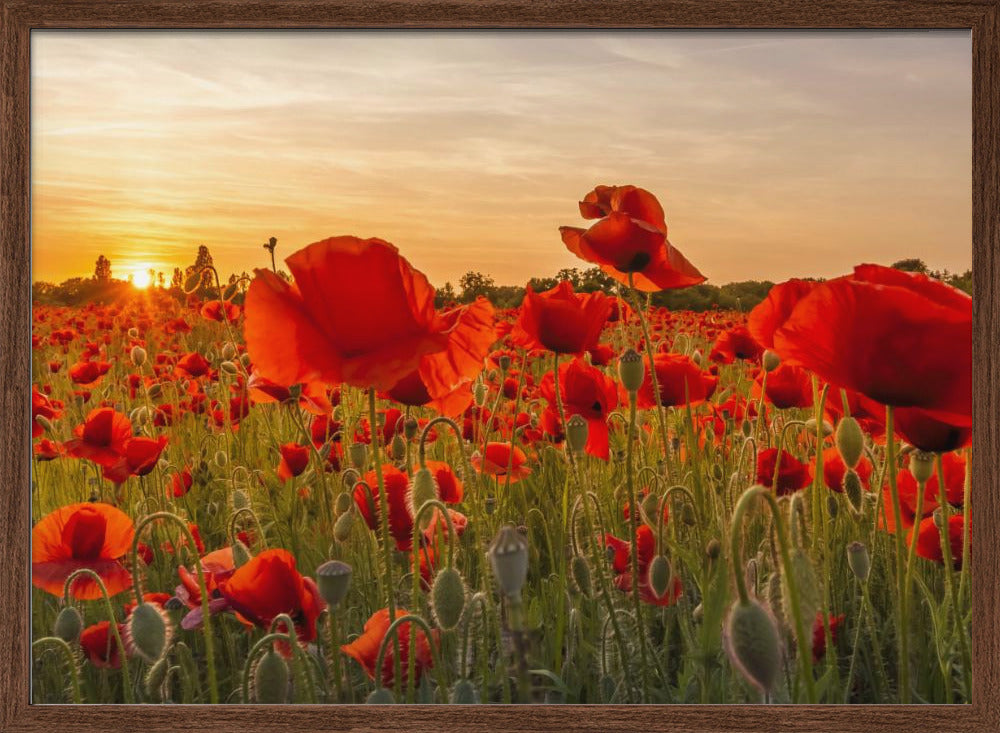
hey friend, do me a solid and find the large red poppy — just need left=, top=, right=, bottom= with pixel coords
left=754, top=362, right=813, bottom=410
left=756, top=448, right=812, bottom=496
left=559, top=185, right=705, bottom=292
left=32, top=385, right=62, bottom=438
left=32, top=502, right=135, bottom=599
left=471, top=442, right=532, bottom=483
left=709, top=326, right=764, bottom=365
left=277, top=443, right=311, bottom=482
left=80, top=621, right=125, bottom=669
left=510, top=281, right=611, bottom=356
left=772, top=264, right=971, bottom=425
left=102, top=435, right=169, bottom=484
left=637, top=352, right=717, bottom=409
left=539, top=357, right=619, bottom=459
left=354, top=465, right=416, bottom=551
left=341, top=608, right=438, bottom=688
left=244, top=236, right=495, bottom=394
left=747, top=279, right=816, bottom=350
left=64, top=408, right=133, bottom=467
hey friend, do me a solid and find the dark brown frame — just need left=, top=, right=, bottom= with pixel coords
left=3, top=1, right=998, bottom=731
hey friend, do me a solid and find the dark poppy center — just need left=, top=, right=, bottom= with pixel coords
left=617, top=251, right=651, bottom=273
left=592, top=401, right=603, bottom=412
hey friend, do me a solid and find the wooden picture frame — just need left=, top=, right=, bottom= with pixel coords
left=3, top=1, right=998, bottom=730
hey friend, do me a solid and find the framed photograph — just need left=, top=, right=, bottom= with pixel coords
left=3, top=1, right=999, bottom=731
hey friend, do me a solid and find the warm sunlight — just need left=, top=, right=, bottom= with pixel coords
left=131, top=269, right=152, bottom=289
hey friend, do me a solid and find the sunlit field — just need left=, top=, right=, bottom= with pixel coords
left=30, top=185, right=971, bottom=705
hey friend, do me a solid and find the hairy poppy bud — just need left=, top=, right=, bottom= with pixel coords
left=231, top=488, right=250, bottom=511
left=130, top=345, right=147, bottom=367
left=409, top=468, right=439, bottom=529
left=147, top=383, right=163, bottom=399
left=741, top=419, right=752, bottom=438
left=335, top=491, right=353, bottom=514
left=843, top=468, right=864, bottom=514
left=933, top=507, right=946, bottom=529
left=254, top=650, right=289, bottom=704
left=570, top=555, right=592, bottom=597
left=724, top=599, right=782, bottom=695
left=221, top=342, right=237, bottom=361
left=450, top=679, right=480, bottom=704
left=183, top=271, right=202, bottom=294
left=488, top=524, right=529, bottom=600
left=691, top=349, right=703, bottom=367
left=647, top=555, right=672, bottom=600
left=54, top=605, right=83, bottom=644
left=618, top=349, right=645, bottom=393
left=565, top=414, right=589, bottom=454
left=341, top=469, right=360, bottom=490
left=474, top=381, right=487, bottom=407
left=639, top=492, right=661, bottom=528
left=240, top=353, right=252, bottom=368
left=847, top=541, right=870, bottom=581
left=349, top=443, right=368, bottom=470
left=145, top=656, right=169, bottom=701
left=431, top=566, right=466, bottom=630
left=366, top=687, right=395, bottom=704
left=681, top=504, right=696, bottom=527
left=706, top=538, right=722, bottom=560
left=835, top=417, right=865, bottom=469
left=214, top=450, right=228, bottom=468
left=220, top=360, right=239, bottom=375
left=909, top=451, right=935, bottom=486
left=334, top=509, right=354, bottom=542
left=316, top=560, right=353, bottom=607
left=232, top=540, right=252, bottom=569
left=762, top=349, right=781, bottom=373
left=127, top=602, right=170, bottom=662
left=390, top=435, right=406, bottom=461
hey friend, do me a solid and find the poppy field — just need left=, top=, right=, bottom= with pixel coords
left=30, top=185, right=971, bottom=705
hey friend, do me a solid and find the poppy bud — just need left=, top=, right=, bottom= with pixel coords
left=618, top=349, right=644, bottom=393
left=334, top=509, right=354, bottom=542
left=316, top=560, right=353, bottom=607
left=933, top=507, right=946, bottom=529
left=909, top=451, right=935, bottom=486
left=474, top=382, right=487, bottom=407
left=53, top=605, right=83, bottom=644
left=488, top=524, right=529, bottom=600
left=843, top=468, right=864, bottom=514
left=349, top=443, right=368, bottom=470
left=145, top=656, right=169, bottom=701
left=148, top=383, right=163, bottom=399
left=498, top=355, right=512, bottom=372
left=183, top=271, right=203, bottom=294
left=639, top=493, right=661, bottom=528
left=230, top=488, right=250, bottom=511
left=221, top=342, right=237, bottom=361
left=390, top=435, right=406, bottom=461
left=232, top=540, right=252, bottom=569
left=335, top=491, right=353, bottom=514
left=570, top=555, right=592, bottom=598
left=409, top=468, right=439, bottom=529
left=724, top=599, right=782, bottom=695
left=847, top=541, right=870, bottom=582
left=691, top=349, right=703, bottom=367
left=127, top=602, right=170, bottom=662
left=835, top=417, right=864, bottom=469
left=741, top=419, right=752, bottom=438
left=762, top=350, right=781, bottom=372
left=222, top=281, right=239, bottom=301
left=711, top=463, right=724, bottom=481
left=366, top=687, right=395, bottom=704
left=220, top=360, right=239, bottom=375
left=706, top=538, right=721, bottom=560
left=681, top=504, right=696, bottom=526
left=342, top=469, right=359, bottom=490
left=403, top=418, right=418, bottom=440
left=647, top=555, right=672, bottom=600
left=130, top=345, right=147, bottom=367
left=129, top=407, right=148, bottom=426
left=253, top=649, right=289, bottom=704
left=240, top=353, right=252, bottom=367
left=214, top=450, right=228, bottom=468
left=692, top=603, right=704, bottom=623
left=450, top=679, right=480, bottom=704
left=431, top=566, right=467, bottom=631
left=565, top=414, right=589, bottom=454
left=128, top=327, right=140, bottom=338
left=34, top=415, right=53, bottom=432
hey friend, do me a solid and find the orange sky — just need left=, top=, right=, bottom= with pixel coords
left=31, top=30, right=972, bottom=288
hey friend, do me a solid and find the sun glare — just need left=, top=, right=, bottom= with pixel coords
left=131, top=269, right=152, bottom=289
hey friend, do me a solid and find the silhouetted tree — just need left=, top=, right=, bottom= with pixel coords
left=459, top=271, right=496, bottom=303
left=94, top=255, right=112, bottom=283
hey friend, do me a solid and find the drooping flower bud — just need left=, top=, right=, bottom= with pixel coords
left=706, top=538, right=721, bottom=560
left=221, top=342, right=237, bottom=361
left=570, top=555, right=592, bottom=598
left=53, top=605, right=83, bottom=644
left=691, top=349, right=703, bottom=367
left=145, top=656, right=169, bottom=701
left=341, top=469, right=360, bottom=490
left=843, top=468, right=864, bottom=514
left=232, top=540, right=252, bottom=569
left=762, top=349, right=781, bottom=373
left=909, top=451, right=935, bottom=486
left=316, top=560, right=353, bottom=607
left=214, top=450, right=228, bottom=468
left=366, top=687, right=396, bottom=704
left=231, top=487, right=250, bottom=511
left=403, top=417, right=419, bottom=440
left=618, top=349, right=645, bottom=393
left=349, top=443, right=368, bottom=470
left=450, top=679, right=480, bottom=704
left=335, top=491, right=353, bottom=514
left=334, top=509, right=355, bottom=542
left=565, top=414, right=589, bottom=454
left=847, top=541, right=870, bottom=581
left=127, top=602, right=171, bottom=662
left=488, top=524, right=529, bottom=600
left=130, top=345, right=147, bottom=367
left=409, top=468, right=439, bottom=530
left=222, top=281, right=240, bottom=301
left=835, top=417, right=865, bottom=469
left=805, top=417, right=834, bottom=437
left=220, top=360, right=239, bottom=375
left=253, top=649, right=289, bottom=703
left=647, top=555, right=672, bottom=600
left=639, top=492, right=661, bottom=528
left=431, top=566, right=467, bottom=630
left=724, top=599, right=782, bottom=695
left=390, top=434, right=406, bottom=461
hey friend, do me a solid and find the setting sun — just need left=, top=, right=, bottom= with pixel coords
left=131, top=269, right=152, bottom=289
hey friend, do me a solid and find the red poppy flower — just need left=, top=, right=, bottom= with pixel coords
left=341, top=608, right=438, bottom=688
left=824, top=388, right=886, bottom=442
left=539, top=357, right=619, bottom=459
left=63, top=408, right=132, bottom=467
left=772, top=264, right=971, bottom=425
left=245, top=236, right=495, bottom=395
left=200, top=299, right=241, bottom=322
left=32, top=385, right=63, bottom=438
left=894, top=407, right=971, bottom=454
left=175, top=547, right=236, bottom=612
left=169, top=467, right=194, bottom=497
left=68, top=359, right=112, bottom=387
left=355, top=465, right=415, bottom=551
left=103, top=435, right=169, bottom=484
left=756, top=448, right=812, bottom=496
left=909, top=514, right=965, bottom=569
left=218, top=549, right=326, bottom=644
left=755, top=362, right=813, bottom=410
left=811, top=612, right=845, bottom=663
left=637, top=353, right=717, bottom=409
left=34, top=438, right=66, bottom=461
left=821, top=446, right=873, bottom=493
left=471, top=442, right=532, bottom=483
left=510, top=281, right=611, bottom=355
left=897, top=451, right=966, bottom=515
left=80, top=621, right=125, bottom=669
left=175, top=352, right=212, bottom=378
left=559, top=185, right=705, bottom=292
left=277, top=443, right=311, bottom=482
left=604, top=524, right=683, bottom=606
left=709, top=326, right=764, bottom=365
left=423, top=460, right=464, bottom=504
left=747, top=279, right=816, bottom=350
left=248, top=372, right=334, bottom=415
left=32, top=502, right=135, bottom=599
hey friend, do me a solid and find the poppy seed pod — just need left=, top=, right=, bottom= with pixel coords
left=232, top=540, right=252, bottom=569
left=843, top=468, right=864, bottom=514
left=835, top=417, right=865, bottom=469
left=349, top=443, right=368, bottom=470
left=618, top=349, right=645, bottom=393
left=253, top=649, right=289, bottom=704
left=431, top=566, right=467, bottom=630
left=366, top=687, right=396, bottom=704
left=724, top=599, right=782, bottom=695
left=333, top=509, right=354, bottom=542
left=909, top=451, right=936, bottom=486
left=316, top=560, right=353, bottom=607
left=335, top=491, right=353, bottom=514
left=488, top=525, right=529, bottom=600
left=647, top=555, right=672, bottom=600
left=450, top=679, right=480, bottom=704
left=762, top=349, right=781, bottom=373
left=409, top=468, right=439, bottom=529
left=127, top=602, right=170, bottom=662
left=565, top=414, right=589, bottom=454
left=53, top=605, right=83, bottom=644
left=847, top=541, right=871, bottom=581
left=570, top=555, right=592, bottom=598
left=130, top=346, right=147, bottom=367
